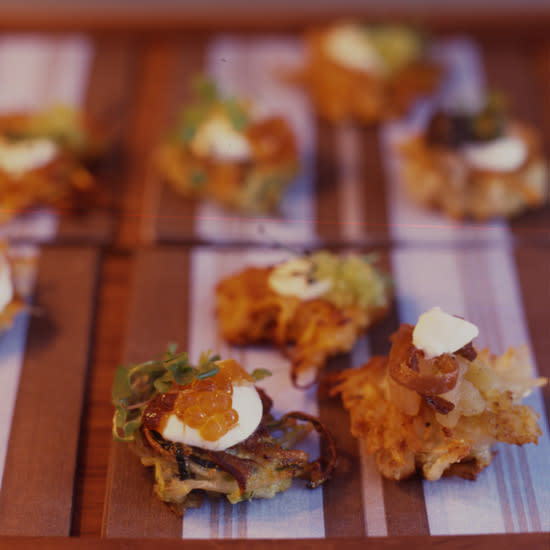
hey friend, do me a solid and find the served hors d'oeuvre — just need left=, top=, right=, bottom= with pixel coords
left=216, top=251, right=392, bottom=387
left=155, top=79, right=299, bottom=214
left=112, top=348, right=335, bottom=515
left=331, top=307, right=547, bottom=481
left=399, top=96, right=548, bottom=219
left=0, top=104, right=103, bottom=221
left=296, top=22, right=439, bottom=124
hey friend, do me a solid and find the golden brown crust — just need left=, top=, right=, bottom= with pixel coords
left=215, top=264, right=391, bottom=388
left=296, top=25, right=440, bottom=124
left=156, top=115, right=299, bottom=214
left=331, top=325, right=546, bottom=482
left=0, top=110, right=103, bottom=221
left=399, top=122, right=548, bottom=220
left=133, top=389, right=336, bottom=515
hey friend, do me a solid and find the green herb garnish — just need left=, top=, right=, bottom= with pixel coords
left=111, top=346, right=220, bottom=442
left=173, top=76, right=250, bottom=145
left=190, top=169, right=207, bottom=187
left=223, top=98, right=250, bottom=131
left=251, top=368, right=272, bottom=382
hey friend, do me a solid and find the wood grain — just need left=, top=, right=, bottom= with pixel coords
left=55, top=37, right=137, bottom=244
left=0, top=29, right=546, bottom=550
left=2, top=3, right=550, bottom=35
left=115, top=40, right=183, bottom=248
left=70, top=252, right=133, bottom=536
left=152, top=37, right=207, bottom=243
left=359, top=127, right=390, bottom=242
left=0, top=247, right=100, bottom=536
left=0, top=533, right=549, bottom=550
left=102, top=248, right=191, bottom=537
left=514, top=246, right=550, bottom=426
left=318, top=355, right=366, bottom=537
left=316, top=120, right=341, bottom=242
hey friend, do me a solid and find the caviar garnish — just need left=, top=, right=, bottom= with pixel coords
left=174, top=359, right=255, bottom=441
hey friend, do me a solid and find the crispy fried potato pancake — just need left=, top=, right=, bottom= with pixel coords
left=331, top=323, right=547, bottom=481
left=216, top=255, right=392, bottom=387
left=399, top=122, right=548, bottom=220
left=112, top=350, right=336, bottom=516
left=0, top=106, right=103, bottom=221
left=294, top=23, right=440, bottom=124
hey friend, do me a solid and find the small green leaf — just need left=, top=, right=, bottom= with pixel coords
left=197, top=365, right=219, bottom=380
left=165, top=342, right=179, bottom=356
left=169, top=364, right=196, bottom=386
left=164, top=351, right=189, bottom=369
left=153, top=371, right=174, bottom=393
left=251, top=368, right=272, bottom=381
left=181, top=124, right=196, bottom=144
left=191, top=76, right=219, bottom=103
left=190, top=170, right=207, bottom=187
left=112, top=365, right=133, bottom=404
left=224, top=98, right=249, bottom=131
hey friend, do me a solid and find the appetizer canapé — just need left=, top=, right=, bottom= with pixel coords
left=112, top=349, right=335, bottom=515
left=331, top=307, right=547, bottom=481
left=0, top=105, right=103, bottom=221
left=155, top=79, right=299, bottom=213
left=399, top=96, right=548, bottom=219
left=296, top=22, right=439, bottom=124
left=216, top=251, right=392, bottom=387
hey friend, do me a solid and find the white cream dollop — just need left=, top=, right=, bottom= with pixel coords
left=268, top=257, right=332, bottom=301
left=190, top=115, right=251, bottom=162
left=0, top=137, right=59, bottom=177
left=323, top=24, right=384, bottom=74
left=461, top=135, right=527, bottom=173
left=0, top=253, right=14, bottom=312
left=161, top=384, right=263, bottom=452
left=413, top=307, right=479, bottom=359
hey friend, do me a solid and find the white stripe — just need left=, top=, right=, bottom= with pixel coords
left=0, top=248, right=38, bottom=488
left=194, top=37, right=317, bottom=245
left=350, top=336, right=388, bottom=537
left=184, top=248, right=325, bottom=538
left=0, top=35, right=93, bottom=242
left=383, top=39, right=548, bottom=534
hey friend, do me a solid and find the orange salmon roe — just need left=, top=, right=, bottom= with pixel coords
left=173, top=359, right=254, bottom=441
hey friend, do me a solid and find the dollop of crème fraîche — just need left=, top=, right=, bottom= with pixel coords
left=0, top=137, right=58, bottom=178
left=161, top=359, right=263, bottom=451
left=412, top=306, right=479, bottom=359
left=268, top=257, right=332, bottom=301
left=461, top=135, right=527, bottom=173
left=189, top=114, right=251, bottom=162
left=323, top=24, right=384, bottom=74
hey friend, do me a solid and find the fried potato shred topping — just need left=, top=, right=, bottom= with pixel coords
left=215, top=253, right=392, bottom=388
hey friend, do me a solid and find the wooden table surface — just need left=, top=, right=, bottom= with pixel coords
left=0, top=16, right=548, bottom=550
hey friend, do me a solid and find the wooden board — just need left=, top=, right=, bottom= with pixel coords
left=0, top=24, right=548, bottom=550
left=55, top=36, right=139, bottom=245
left=0, top=246, right=100, bottom=535
left=100, top=244, right=550, bottom=540
left=0, top=533, right=549, bottom=550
